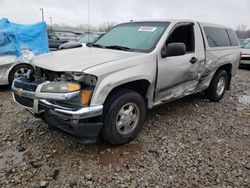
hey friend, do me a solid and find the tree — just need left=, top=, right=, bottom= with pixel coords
left=99, top=22, right=117, bottom=32
left=236, top=24, right=247, bottom=32
left=235, top=24, right=250, bottom=39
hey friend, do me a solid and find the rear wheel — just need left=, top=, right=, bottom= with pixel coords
left=206, top=70, right=228, bottom=102
left=9, top=64, right=33, bottom=85
left=101, top=89, right=146, bottom=145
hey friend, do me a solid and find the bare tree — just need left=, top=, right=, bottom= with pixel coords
left=75, top=24, right=98, bottom=32
left=235, top=24, right=250, bottom=39
left=236, top=24, right=247, bottom=32
left=99, top=22, right=117, bottom=32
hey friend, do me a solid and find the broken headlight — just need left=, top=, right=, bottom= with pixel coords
left=41, top=82, right=81, bottom=93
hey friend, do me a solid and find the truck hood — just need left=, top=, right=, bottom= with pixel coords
left=32, top=47, right=141, bottom=72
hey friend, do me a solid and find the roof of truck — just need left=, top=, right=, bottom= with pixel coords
left=126, top=19, right=231, bottom=29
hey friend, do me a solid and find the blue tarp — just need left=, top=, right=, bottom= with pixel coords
left=0, top=18, right=49, bottom=56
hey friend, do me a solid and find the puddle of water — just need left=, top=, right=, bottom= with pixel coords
left=0, top=144, right=25, bottom=169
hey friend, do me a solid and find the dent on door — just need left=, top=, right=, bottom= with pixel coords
left=155, top=22, right=205, bottom=105
left=156, top=54, right=201, bottom=103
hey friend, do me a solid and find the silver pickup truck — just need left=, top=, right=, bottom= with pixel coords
left=12, top=20, right=241, bottom=145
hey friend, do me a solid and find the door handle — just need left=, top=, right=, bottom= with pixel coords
left=190, top=57, right=198, bottom=64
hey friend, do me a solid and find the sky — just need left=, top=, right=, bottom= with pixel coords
left=0, top=0, right=249, bottom=29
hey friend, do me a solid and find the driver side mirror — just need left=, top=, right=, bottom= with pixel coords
left=161, top=43, right=186, bottom=58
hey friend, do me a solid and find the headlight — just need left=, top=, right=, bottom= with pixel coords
left=41, top=82, right=81, bottom=93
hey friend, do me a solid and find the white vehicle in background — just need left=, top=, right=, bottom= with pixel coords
left=0, top=49, right=34, bottom=85
left=241, top=42, right=250, bottom=65
left=58, top=32, right=105, bottom=50
left=0, top=18, right=48, bottom=85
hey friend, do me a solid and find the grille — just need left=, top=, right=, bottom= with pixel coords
left=241, top=57, right=250, bottom=61
left=14, top=94, right=34, bottom=108
left=14, top=79, right=42, bottom=92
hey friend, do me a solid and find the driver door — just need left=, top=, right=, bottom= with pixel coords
left=155, top=22, right=205, bottom=103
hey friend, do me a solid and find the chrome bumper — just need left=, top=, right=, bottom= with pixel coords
left=40, top=99, right=103, bottom=120
left=12, top=79, right=103, bottom=120
left=241, top=55, right=250, bottom=64
left=240, top=60, right=250, bottom=65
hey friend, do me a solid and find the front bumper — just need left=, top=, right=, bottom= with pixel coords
left=12, top=78, right=103, bottom=143
left=241, top=55, right=250, bottom=65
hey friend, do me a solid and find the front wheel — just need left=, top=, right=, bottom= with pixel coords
left=9, top=64, right=34, bottom=85
left=206, top=70, right=229, bottom=102
left=101, top=89, right=146, bottom=145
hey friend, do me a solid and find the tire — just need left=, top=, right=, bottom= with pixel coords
left=206, top=70, right=228, bottom=102
left=9, top=64, right=33, bottom=85
left=101, top=89, right=147, bottom=145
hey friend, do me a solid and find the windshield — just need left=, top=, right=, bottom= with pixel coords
left=78, top=33, right=102, bottom=44
left=244, top=42, right=250, bottom=49
left=239, top=40, right=245, bottom=47
left=93, top=22, right=169, bottom=52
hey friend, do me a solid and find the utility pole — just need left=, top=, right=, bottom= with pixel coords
left=39, top=8, right=44, bottom=22
left=49, top=17, right=52, bottom=33
left=87, top=1, right=90, bottom=42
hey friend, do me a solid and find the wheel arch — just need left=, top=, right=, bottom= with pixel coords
left=105, top=79, right=150, bottom=103
left=198, top=63, right=233, bottom=92
left=93, top=79, right=153, bottom=109
left=8, top=62, right=34, bottom=84
left=214, top=63, right=232, bottom=90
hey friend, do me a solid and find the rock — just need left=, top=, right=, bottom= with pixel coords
left=69, top=178, right=77, bottom=187
left=85, top=181, right=93, bottom=186
left=30, top=161, right=41, bottom=168
left=85, top=174, right=93, bottom=180
left=148, top=150, right=160, bottom=158
left=16, top=144, right=27, bottom=152
left=45, top=154, right=52, bottom=158
left=40, top=180, right=48, bottom=187
left=52, top=169, right=60, bottom=180
left=244, top=163, right=250, bottom=170
left=115, top=167, right=121, bottom=173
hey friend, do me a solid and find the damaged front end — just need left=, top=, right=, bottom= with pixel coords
left=11, top=67, right=103, bottom=143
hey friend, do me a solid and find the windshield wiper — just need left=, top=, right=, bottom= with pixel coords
left=87, top=43, right=106, bottom=48
left=105, top=45, right=132, bottom=51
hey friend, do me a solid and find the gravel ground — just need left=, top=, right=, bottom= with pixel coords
left=0, top=68, right=249, bottom=188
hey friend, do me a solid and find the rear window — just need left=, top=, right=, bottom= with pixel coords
left=227, top=29, right=239, bottom=46
left=204, top=27, right=231, bottom=47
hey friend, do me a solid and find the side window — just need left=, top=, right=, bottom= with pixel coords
left=204, top=27, right=231, bottom=47
left=166, top=24, right=195, bottom=53
left=227, top=29, right=239, bottom=46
